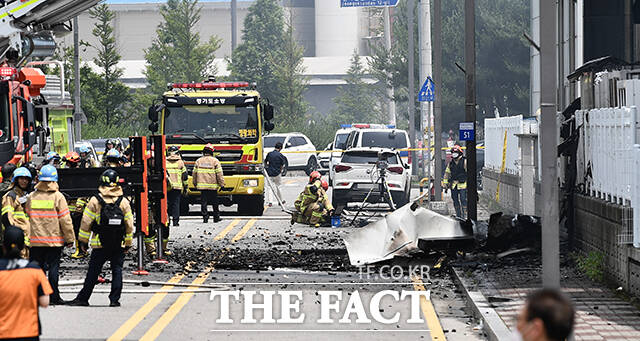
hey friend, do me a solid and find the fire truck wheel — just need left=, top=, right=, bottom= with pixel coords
left=237, top=194, right=265, bottom=216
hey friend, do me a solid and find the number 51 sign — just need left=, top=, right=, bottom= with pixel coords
left=459, top=122, right=475, bottom=141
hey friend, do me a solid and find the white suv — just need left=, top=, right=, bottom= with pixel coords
left=332, top=148, right=411, bottom=213
left=344, top=128, right=412, bottom=174
left=264, top=133, right=317, bottom=176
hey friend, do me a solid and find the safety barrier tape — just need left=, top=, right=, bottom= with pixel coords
left=279, top=146, right=485, bottom=154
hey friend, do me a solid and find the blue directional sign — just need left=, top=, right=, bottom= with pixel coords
left=459, top=122, right=475, bottom=141
left=340, top=0, right=399, bottom=7
left=418, top=76, right=435, bottom=102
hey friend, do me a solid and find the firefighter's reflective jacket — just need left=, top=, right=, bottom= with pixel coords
left=443, top=158, right=467, bottom=190
left=166, top=154, right=188, bottom=191
left=193, top=155, right=224, bottom=191
left=2, top=186, right=30, bottom=246
left=293, top=180, right=333, bottom=224
left=78, top=185, right=134, bottom=249
left=25, top=182, right=75, bottom=247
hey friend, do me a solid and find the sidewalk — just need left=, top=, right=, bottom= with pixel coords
left=452, top=202, right=640, bottom=340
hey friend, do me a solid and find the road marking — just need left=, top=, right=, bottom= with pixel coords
left=411, top=275, right=446, bottom=341
left=231, top=218, right=257, bottom=243
left=284, top=178, right=299, bottom=185
left=213, top=219, right=241, bottom=241
left=139, top=264, right=216, bottom=341
left=107, top=272, right=186, bottom=341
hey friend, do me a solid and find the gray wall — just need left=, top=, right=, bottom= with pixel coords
left=574, top=193, right=640, bottom=296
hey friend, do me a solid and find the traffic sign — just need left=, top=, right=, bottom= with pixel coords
left=459, top=122, right=475, bottom=141
left=418, top=76, right=435, bottom=102
left=340, top=0, right=399, bottom=7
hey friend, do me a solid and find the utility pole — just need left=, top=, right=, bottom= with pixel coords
left=384, top=7, right=396, bottom=126
left=72, top=16, right=85, bottom=142
left=464, top=0, right=477, bottom=221
left=408, top=0, right=417, bottom=175
left=231, top=0, right=238, bottom=51
left=433, top=0, right=443, bottom=200
left=540, top=0, right=560, bottom=289
left=419, top=0, right=432, bottom=181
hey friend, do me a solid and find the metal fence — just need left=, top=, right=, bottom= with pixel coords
left=484, top=115, right=524, bottom=175
left=576, top=107, right=638, bottom=246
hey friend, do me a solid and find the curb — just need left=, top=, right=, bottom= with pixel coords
left=451, top=267, right=513, bottom=341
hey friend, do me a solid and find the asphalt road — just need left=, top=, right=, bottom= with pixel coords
left=40, top=174, right=485, bottom=341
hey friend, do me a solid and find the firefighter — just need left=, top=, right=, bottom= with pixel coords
left=42, top=151, right=61, bottom=169
left=62, top=151, right=90, bottom=259
left=0, top=163, right=17, bottom=199
left=68, top=169, right=134, bottom=307
left=78, top=146, right=98, bottom=168
left=292, top=174, right=333, bottom=227
left=104, top=149, right=123, bottom=168
left=166, top=146, right=187, bottom=227
left=26, top=165, right=75, bottom=305
left=2, top=167, right=31, bottom=258
left=193, top=143, right=224, bottom=223
left=443, top=145, right=467, bottom=219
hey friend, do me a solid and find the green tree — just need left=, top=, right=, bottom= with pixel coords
left=145, top=0, right=222, bottom=94
left=369, top=0, right=530, bottom=131
left=272, top=22, right=309, bottom=131
left=229, top=0, right=286, bottom=102
left=87, top=3, right=130, bottom=127
left=333, top=50, right=382, bottom=125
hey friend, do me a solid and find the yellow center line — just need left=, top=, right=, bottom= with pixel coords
left=139, top=264, right=215, bottom=341
left=284, top=179, right=298, bottom=185
left=213, top=219, right=241, bottom=241
left=107, top=272, right=186, bottom=341
left=411, top=275, right=446, bottom=341
left=137, top=219, right=256, bottom=340
left=231, top=218, right=257, bottom=243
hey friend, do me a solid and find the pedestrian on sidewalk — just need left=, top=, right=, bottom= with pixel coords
left=443, top=145, right=467, bottom=219
left=68, top=169, right=134, bottom=307
left=193, top=144, right=224, bottom=223
left=265, top=141, right=287, bottom=207
left=26, top=165, right=75, bottom=305
left=0, top=226, right=52, bottom=340
left=516, top=289, right=575, bottom=341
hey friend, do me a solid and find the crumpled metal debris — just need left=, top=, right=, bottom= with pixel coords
left=343, top=203, right=474, bottom=265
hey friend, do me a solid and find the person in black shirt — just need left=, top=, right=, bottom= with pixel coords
left=265, top=142, right=287, bottom=207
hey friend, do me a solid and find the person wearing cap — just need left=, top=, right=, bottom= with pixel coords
left=443, top=145, right=467, bottom=218
left=2, top=167, right=32, bottom=258
left=0, top=226, right=53, bottom=340
left=265, top=141, right=287, bottom=207
left=166, top=145, right=187, bottom=228
left=68, top=169, right=134, bottom=307
left=193, top=143, right=224, bottom=223
left=26, top=165, right=75, bottom=305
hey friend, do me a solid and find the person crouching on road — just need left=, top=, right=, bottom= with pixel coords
left=166, top=146, right=188, bottom=227
left=68, top=169, right=134, bottom=307
left=2, top=167, right=32, bottom=259
left=193, top=143, right=224, bottom=223
left=26, top=165, right=75, bottom=305
left=0, top=226, right=53, bottom=340
left=292, top=172, right=333, bottom=227
left=443, top=145, right=467, bottom=219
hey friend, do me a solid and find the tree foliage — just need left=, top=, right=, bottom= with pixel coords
left=229, top=0, right=286, bottom=103
left=333, top=50, right=382, bottom=126
left=145, top=0, right=222, bottom=95
left=369, top=0, right=530, bottom=132
left=85, top=3, right=130, bottom=128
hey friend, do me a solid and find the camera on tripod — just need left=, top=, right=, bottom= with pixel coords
left=376, top=151, right=388, bottom=171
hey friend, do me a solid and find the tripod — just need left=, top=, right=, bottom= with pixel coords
left=350, top=159, right=396, bottom=225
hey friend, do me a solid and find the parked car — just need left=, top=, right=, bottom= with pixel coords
left=317, top=143, right=332, bottom=174
left=328, top=127, right=356, bottom=185
left=332, top=147, right=411, bottom=213
left=263, top=133, right=318, bottom=176
left=344, top=127, right=412, bottom=174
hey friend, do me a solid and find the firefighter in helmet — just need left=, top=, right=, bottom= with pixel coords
left=193, top=144, right=224, bottom=223
left=291, top=172, right=333, bottom=227
left=443, top=145, right=467, bottom=218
